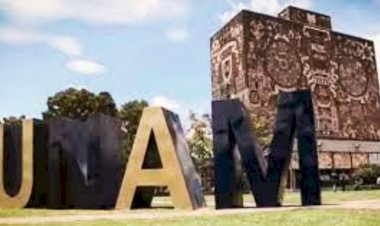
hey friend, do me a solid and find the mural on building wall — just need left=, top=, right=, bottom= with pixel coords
left=211, top=6, right=380, bottom=142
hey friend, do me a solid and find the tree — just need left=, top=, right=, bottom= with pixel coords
left=94, top=92, right=119, bottom=117
left=353, top=164, right=380, bottom=185
left=187, top=112, right=213, bottom=169
left=252, top=113, right=273, bottom=149
left=43, top=88, right=117, bottom=120
left=187, top=113, right=214, bottom=193
left=1, top=116, right=25, bottom=126
left=118, top=100, right=148, bottom=165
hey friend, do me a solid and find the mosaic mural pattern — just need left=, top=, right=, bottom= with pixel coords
left=318, top=153, right=333, bottom=169
left=352, top=153, right=369, bottom=168
left=211, top=7, right=380, bottom=142
left=333, top=153, right=352, bottom=169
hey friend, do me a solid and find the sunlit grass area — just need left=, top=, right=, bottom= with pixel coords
left=9, top=209, right=380, bottom=226
left=0, top=190, right=380, bottom=219
left=152, top=189, right=380, bottom=208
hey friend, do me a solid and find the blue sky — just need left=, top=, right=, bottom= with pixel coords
left=1, top=0, right=380, bottom=127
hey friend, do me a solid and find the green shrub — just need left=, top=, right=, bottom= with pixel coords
left=352, top=164, right=380, bottom=185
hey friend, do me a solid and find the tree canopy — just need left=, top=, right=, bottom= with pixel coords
left=252, top=114, right=273, bottom=148
left=1, top=116, right=25, bottom=126
left=43, top=88, right=118, bottom=120
left=187, top=112, right=213, bottom=169
left=118, top=100, right=148, bottom=164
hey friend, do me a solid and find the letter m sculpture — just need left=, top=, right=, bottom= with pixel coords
left=212, top=90, right=321, bottom=209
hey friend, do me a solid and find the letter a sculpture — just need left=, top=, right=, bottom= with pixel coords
left=116, top=107, right=205, bottom=210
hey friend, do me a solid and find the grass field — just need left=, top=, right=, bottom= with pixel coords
left=151, top=189, right=380, bottom=207
left=0, top=190, right=380, bottom=225
left=35, top=209, right=380, bottom=226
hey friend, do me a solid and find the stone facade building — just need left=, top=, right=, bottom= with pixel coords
left=211, top=6, right=380, bottom=184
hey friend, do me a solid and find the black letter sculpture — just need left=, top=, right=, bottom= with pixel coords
left=47, top=114, right=123, bottom=209
left=212, top=90, right=321, bottom=209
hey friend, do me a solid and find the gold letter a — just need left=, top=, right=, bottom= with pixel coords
left=116, top=107, right=205, bottom=210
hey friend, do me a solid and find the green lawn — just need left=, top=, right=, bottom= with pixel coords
left=153, top=189, right=380, bottom=207
left=1, top=190, right=380, bottom=218
left=283, top=189, right=380, bottom=205
left=0, top=190, right=380, bottom=226
left=14, top=209, right=380, bottom=226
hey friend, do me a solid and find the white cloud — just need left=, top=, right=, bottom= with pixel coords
left=0, top=27, right=82, bottom=56
left=0, top=0, right=189, bottom=25
left=149, top=96, right=210, bottom=130
left=0, top=0, right=191, bottom=77
left=150, top=96, right=181, bottom=111
left=66, top=59, right=106, bottom=75
left=68, top=83, right=88, bottom=90
left=0, top=1, right=191, bottom=76
left=219, top=0, right=249, bottom=24
left=0, top=26, right=105, bottom=76
left=0, top=27, right=40, bottom=44
left=219, top=0, right=313, bottom=23
left=46, top=36, right=83, bottom=56
left=165, top=27, right=189, bottom=42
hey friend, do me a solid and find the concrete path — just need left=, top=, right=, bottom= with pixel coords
left=1, top=199, right=380, bottom=225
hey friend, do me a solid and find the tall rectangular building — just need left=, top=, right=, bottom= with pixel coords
left=211, top=6, right=380, bottom=174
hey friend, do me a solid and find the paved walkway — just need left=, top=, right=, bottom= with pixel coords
left=1, top=199, right=380, bottom=225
